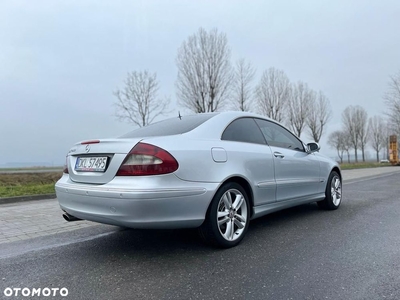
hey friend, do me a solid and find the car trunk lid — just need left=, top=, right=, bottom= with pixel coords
left=66, top=138, right=140, bottom=184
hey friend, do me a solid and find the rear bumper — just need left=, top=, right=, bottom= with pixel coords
left=55, top=174, right=218, bottom=229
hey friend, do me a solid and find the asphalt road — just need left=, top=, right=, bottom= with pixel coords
left=1, top=173, right=400, bottom=300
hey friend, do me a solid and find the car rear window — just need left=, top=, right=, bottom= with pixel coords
left=120, top=113, right=217, bottom=138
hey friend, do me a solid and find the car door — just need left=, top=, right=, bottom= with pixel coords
left=221, top=117, right=276, bottom=206
left=254, top=119, right=321, bottom=202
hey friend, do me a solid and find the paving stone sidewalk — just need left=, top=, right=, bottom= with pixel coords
left=1, top=167, right=400, bottom=245
left=0, top=199, right=96, bottom=244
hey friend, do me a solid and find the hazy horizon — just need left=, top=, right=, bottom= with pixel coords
left=1, top=1, right=399, bottom=165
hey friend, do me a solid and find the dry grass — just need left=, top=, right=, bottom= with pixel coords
left=0, top=172, right=62, bottom=186
left=0, top=172, right=62, bottom=197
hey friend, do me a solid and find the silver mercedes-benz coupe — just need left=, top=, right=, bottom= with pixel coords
left=56, top=111, right=342, bottom=248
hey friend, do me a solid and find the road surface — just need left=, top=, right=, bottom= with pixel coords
left=1, top=169, right=400, bottom=299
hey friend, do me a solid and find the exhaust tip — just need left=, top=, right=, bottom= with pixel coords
left=63, top=213, right=81, bottom=222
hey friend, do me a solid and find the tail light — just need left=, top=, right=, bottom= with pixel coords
left=63, top=156, right=69, bottom=174
left=116, top=143, right=179, bottom=176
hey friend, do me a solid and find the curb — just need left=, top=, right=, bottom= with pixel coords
left=0, top=194, right=57, bottom=205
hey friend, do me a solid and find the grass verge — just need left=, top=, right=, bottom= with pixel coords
left=0, top=184, right=56, bottom=198
left=0, top=172, right=61, bottom=198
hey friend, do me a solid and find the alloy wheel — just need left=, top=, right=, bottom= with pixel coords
left=216, top=189, right=248, bottom=241
left=331, top=176, right=342, bottom=206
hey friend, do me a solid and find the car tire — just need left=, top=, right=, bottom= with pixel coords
left=317, top=171, right=342, bottom=210
left=199, top=182, right=250, bottom=248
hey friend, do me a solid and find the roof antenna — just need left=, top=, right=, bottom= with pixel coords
left=178, top=111, right=182, bottom=120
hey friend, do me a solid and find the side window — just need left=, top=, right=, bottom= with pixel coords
left=222, top=118, right=266, bottom=145
left=254, top=119, right=305, bottom=151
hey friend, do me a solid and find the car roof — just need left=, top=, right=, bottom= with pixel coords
left=120, top=111, right=280, bottom=140
left=185, top=111, right=276, bottom=139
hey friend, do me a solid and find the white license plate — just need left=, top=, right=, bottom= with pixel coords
left=75, top=157, right=108, bottom=172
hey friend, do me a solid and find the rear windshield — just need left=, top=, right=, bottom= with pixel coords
left=120, top=113, right=217, bottom=138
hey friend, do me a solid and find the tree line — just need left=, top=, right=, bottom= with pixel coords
left=114, top=27, right=331, bottom=142
left=328, top=106, right=386, bottom=163
left=113, top=27, right=400, bottom=158
left=329, top=71, right=400, bottom=163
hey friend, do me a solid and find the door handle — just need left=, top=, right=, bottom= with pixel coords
left=274, top=152, right=285, bottom=159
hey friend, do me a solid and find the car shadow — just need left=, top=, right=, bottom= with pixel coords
left=82, top=202, right=323, bottom=256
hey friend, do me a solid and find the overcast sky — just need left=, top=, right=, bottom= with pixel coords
left=1, top=0, right=400, bottom=165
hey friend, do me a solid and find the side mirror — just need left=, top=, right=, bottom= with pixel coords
left=307, top=142, right=320, bottom=153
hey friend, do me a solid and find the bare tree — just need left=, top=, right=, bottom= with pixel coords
left=328, top=130, right=346, bottom=163
left=255, top=68, right=291, bottom=123
left=342, top=130, right=352, bottom=163
left=342, top=105, right=368, bottom=162
left=342, top=106, right=359, bottom=162
left=383, top=121, right=390, bottom=160
left=176, top=27, right=233, bottom=113
left=355, top=106, right=368, bottom=162
left=288, top=81, right=312, bottom=138
left=114, top=71, right=170, bottom=127
left=368, top=115, right=386, bottom=162
left=383, top=71, right=400, bottom=137
left=307, top=91, right=332, bottom=142
left=232, top=58, right=256, bottom=111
